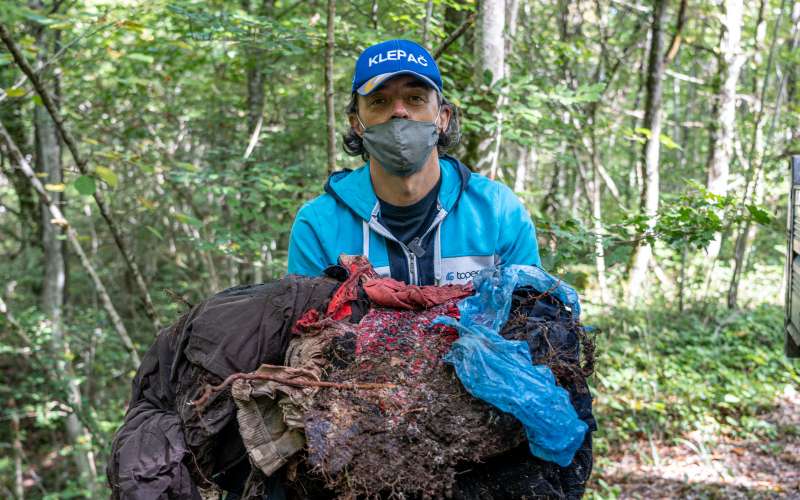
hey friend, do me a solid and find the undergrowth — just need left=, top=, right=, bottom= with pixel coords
left=587, top=302, right=799, bottom=497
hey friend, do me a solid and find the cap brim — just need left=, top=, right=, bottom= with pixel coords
left=357, top=70, right=439, bottom=96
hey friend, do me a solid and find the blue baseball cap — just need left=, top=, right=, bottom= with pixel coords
left=351, top=39, right=443, bottom=96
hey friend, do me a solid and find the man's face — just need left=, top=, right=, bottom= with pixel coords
left=351, top=75, right=450, bottom=133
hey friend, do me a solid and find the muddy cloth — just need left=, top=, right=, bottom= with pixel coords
left=501, top=289, right=597, bottom=433
left=236, top=271, right=477, bottom=498
left=451, top=435, right=593, bottom=500
left=233, top=319, right=358, bottom=479
left=363, top=277, right=473, bottom=309
left=302, top=300, right=527, bottom=499
left=107, top=276, right=340, bottom=500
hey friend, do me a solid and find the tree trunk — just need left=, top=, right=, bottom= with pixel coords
left=325, top=0, right=336, bottom=174
left=421, top=0, right=434, bottom=47
left=626, top=0, right=668, bottom=305
left=10, top=398, right=24, bottom=499
left=244, top=53, right=265, bottom=162
left=243, top=0, right=272, bottom=283
left=513, top=145, right=535, bottom=192
left=705, top=0, right=744, bottom=260
left=728, top=0, right=798, bottom=308
left=32, top=28, right=97, bottom=489
left=589, top=131, right=609, bottom=305
left=474, top=0, right=505, bottom=178
left=0, top=64, right=39, bottom=249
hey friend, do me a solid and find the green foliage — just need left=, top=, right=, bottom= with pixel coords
left=653, top=184, right=772, bottom=250
left=74, top=175, right=96, bottom=195
left=592, top=303, right=798, bottom=453
left=535, top=182, right=775, bottom=279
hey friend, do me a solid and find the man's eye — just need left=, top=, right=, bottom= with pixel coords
left=408, top=95, right=425, bottom=103
left=369, top=98, right=386, bottom=106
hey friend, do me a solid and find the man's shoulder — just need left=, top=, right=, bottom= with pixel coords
left=294, top=191, right=338, bottom=227
left=462, top=171, right=517, bottom=203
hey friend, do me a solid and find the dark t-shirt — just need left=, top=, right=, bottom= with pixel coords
left=378, top=177, right=441, bottom=285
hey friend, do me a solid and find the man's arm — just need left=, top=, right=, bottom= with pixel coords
left=287, top=204, right=328, bottom=276
left=496, top=183, right=542, bottom=267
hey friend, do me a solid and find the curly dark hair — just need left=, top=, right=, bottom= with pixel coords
left=342, top=92, right=461, bottom=161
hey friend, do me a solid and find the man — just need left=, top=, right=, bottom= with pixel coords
left=288, top=39, right=541, bottom=284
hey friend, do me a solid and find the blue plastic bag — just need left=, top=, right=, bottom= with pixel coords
left=437, top=265, right=588, bottom=467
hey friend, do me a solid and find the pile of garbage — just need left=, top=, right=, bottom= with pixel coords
left=108, top=257, right=596, bottom=499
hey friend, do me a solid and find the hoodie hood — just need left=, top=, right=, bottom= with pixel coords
left=323, top=155, right=472, bottom=221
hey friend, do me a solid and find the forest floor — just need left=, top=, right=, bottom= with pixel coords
left=582, top=300, right=800, bottom=499
left=589, top=368, right=800, bottom=499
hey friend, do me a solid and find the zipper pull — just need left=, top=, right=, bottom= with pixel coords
left=409, top=237, right=426, bottom=258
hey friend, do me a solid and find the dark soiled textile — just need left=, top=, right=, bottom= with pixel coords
left=107, top=276, right=340, bottom=499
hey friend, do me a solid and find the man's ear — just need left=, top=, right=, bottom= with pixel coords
left=349, top=114, right=364, bottom=136
left=437, top=104, right=452, bottom=134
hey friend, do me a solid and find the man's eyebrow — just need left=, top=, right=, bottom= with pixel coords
left=403, top=80, right=432, bottom=90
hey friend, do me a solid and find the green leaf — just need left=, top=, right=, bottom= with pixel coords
left=22, top=9, right=57, bottom=26
left=74, top=175, right=96, bottom=196
left=95, top=166, right=118, bottom=188
left=4, top=87, right=25, bottom=97
left=746, top=204, right=771, bottom=225
left=659, top=133, right=681, bottom=150
left=483, top=69, right=494, bottom=86
left=174, top=213, right=202, bottom=228
left=145, top=226, right=164, bottom=241
left=176, top=162, right=199, bottom=172
left=120, top=20, right=145, bottom=32
left=128, top=53, right=154, bottom=64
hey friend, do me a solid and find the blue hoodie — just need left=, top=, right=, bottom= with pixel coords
left=288, top=155, right=541, bottom=285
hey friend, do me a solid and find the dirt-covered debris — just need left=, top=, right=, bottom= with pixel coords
left=299, top=300, right=524, bottom=498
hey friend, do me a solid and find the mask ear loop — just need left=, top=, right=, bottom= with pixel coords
left=433, top=94, right=443, bottom=132
left=356, top=111, right=367, bottom=133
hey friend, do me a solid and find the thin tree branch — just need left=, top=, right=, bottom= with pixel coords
left=421, top=0, right=434, bottom=47
left=324, top=0, right=336, bottom=174
left=664, top=0, right=689, bottom=64
left=433, top=11, right=477, bottom=59
left=0, top=17, right=118, bottom=105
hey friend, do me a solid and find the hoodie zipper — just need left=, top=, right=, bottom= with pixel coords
left=366, top=203, right=447, bottom=286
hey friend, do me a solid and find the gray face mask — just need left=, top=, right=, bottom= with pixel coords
left=358, top=111, right=440, bottom=177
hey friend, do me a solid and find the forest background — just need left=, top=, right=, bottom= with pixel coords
left=0, top=0, right=798, bottom=498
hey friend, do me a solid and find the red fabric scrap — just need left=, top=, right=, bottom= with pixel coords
left=326, top=255, right=379, bottom=321
left=291, top=308, right=320, bottom=334
left=363, top=278, right=473, bottom=310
